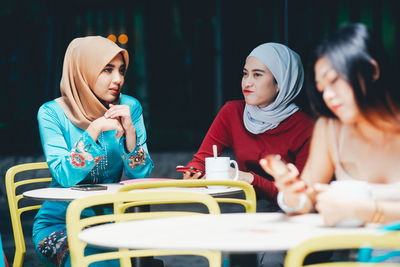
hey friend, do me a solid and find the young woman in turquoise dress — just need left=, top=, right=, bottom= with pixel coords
left=33, top=36, right=154, bottom=267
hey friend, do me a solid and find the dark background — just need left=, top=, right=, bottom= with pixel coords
left=0, top=1, right=399, bottom=265
left=0, top=0, right=399, bottom=155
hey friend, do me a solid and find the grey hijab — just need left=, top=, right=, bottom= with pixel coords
left=243, top=43, right=304, bottom=134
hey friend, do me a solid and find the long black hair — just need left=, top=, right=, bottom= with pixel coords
left=307, top=23, right=400, bottom=128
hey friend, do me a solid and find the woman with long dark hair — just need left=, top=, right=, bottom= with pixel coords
left=261, top=23, right=400, bottom=226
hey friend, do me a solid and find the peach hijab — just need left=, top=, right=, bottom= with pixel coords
left=55, top=36, right=129, bottom=130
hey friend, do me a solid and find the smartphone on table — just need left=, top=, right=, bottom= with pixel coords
left=70, top=184, right=108, bottom=191
left=176, top=166, right=205, bottom=177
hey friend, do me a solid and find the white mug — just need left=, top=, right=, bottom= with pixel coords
left=205, top=157, right=239, bottom=183
left=329, top=180, right=372, bottom=227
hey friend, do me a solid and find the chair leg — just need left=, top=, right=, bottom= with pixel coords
left=13, top=251, right=24, bottom=267
left=209, top=253, right=223, bottom=267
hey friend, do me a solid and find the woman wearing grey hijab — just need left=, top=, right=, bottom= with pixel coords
left=182, top=42, right=314, bottom=211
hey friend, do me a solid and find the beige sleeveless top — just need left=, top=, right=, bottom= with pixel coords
left=328, top=119, right=400, bottom=184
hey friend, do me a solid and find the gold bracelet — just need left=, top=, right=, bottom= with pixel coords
left=371, top=200, right=380, bottom=223
left=371, top=200, right=384, bottom=223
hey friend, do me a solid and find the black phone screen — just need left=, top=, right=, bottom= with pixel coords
left=70, top=184, right=108, bottom=191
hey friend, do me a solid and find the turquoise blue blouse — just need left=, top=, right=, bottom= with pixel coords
left=33, top=94, right=154, bottom=241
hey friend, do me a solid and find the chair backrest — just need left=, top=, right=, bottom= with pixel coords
left=119, top=179, right=257, bottom=213
left=66, top=190, right=222, bottom=267
left=5, top=162, right=51, bottom=267
left=284, top=231, right=400, bottom=267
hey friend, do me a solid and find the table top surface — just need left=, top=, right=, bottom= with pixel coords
left=23, top=181, right=243, bottom=201
left=79, top=212, right=379, bottom=252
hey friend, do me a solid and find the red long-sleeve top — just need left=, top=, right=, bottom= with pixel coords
left=188, top=100, right=314, bottom=201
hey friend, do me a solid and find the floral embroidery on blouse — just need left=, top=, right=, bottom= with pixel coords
left=37, top=229, right=69, bottom=266
left=68, top=140, right=103, bottom=168
left=94, top=156, right=103, bottom=163
left=70, top=153, right=86, bottom=167
left=123, top=145, right=146, bottom=169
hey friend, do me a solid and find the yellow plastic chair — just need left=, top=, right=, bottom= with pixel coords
left=66, top=190, right=223, bottom=267
left=284, top=231, right=400, bottom=267
left=119, top=179, right=257, bottom=213
left=5, top=162, right=51, bottom=267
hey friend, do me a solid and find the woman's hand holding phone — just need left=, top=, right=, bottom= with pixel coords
left=176, top=166, right=205, bottom=180
left=260, top=154, right=311, bottom=212
left=259, top=154, right=304, bottom=191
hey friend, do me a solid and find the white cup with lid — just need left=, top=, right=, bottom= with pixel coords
left=329, top=180, right=372, bottom=227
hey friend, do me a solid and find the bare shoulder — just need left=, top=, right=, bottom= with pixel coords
left=313, top=117, right=329, bottom=135
left=303, top=117, right=337, bottom=184
left=314, top=117, right=340, bottom=135
left=311, top=117, right=341, bottom=156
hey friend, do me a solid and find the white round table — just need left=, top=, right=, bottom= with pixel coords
left=79, top=212, right=379, bottom=252
left=23, top=181, right=243, bottom=201
left=23, top=183, right=123, bottom=201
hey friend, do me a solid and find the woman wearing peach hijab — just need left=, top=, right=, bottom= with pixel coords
left=33, top=36, right=153, bottom=266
